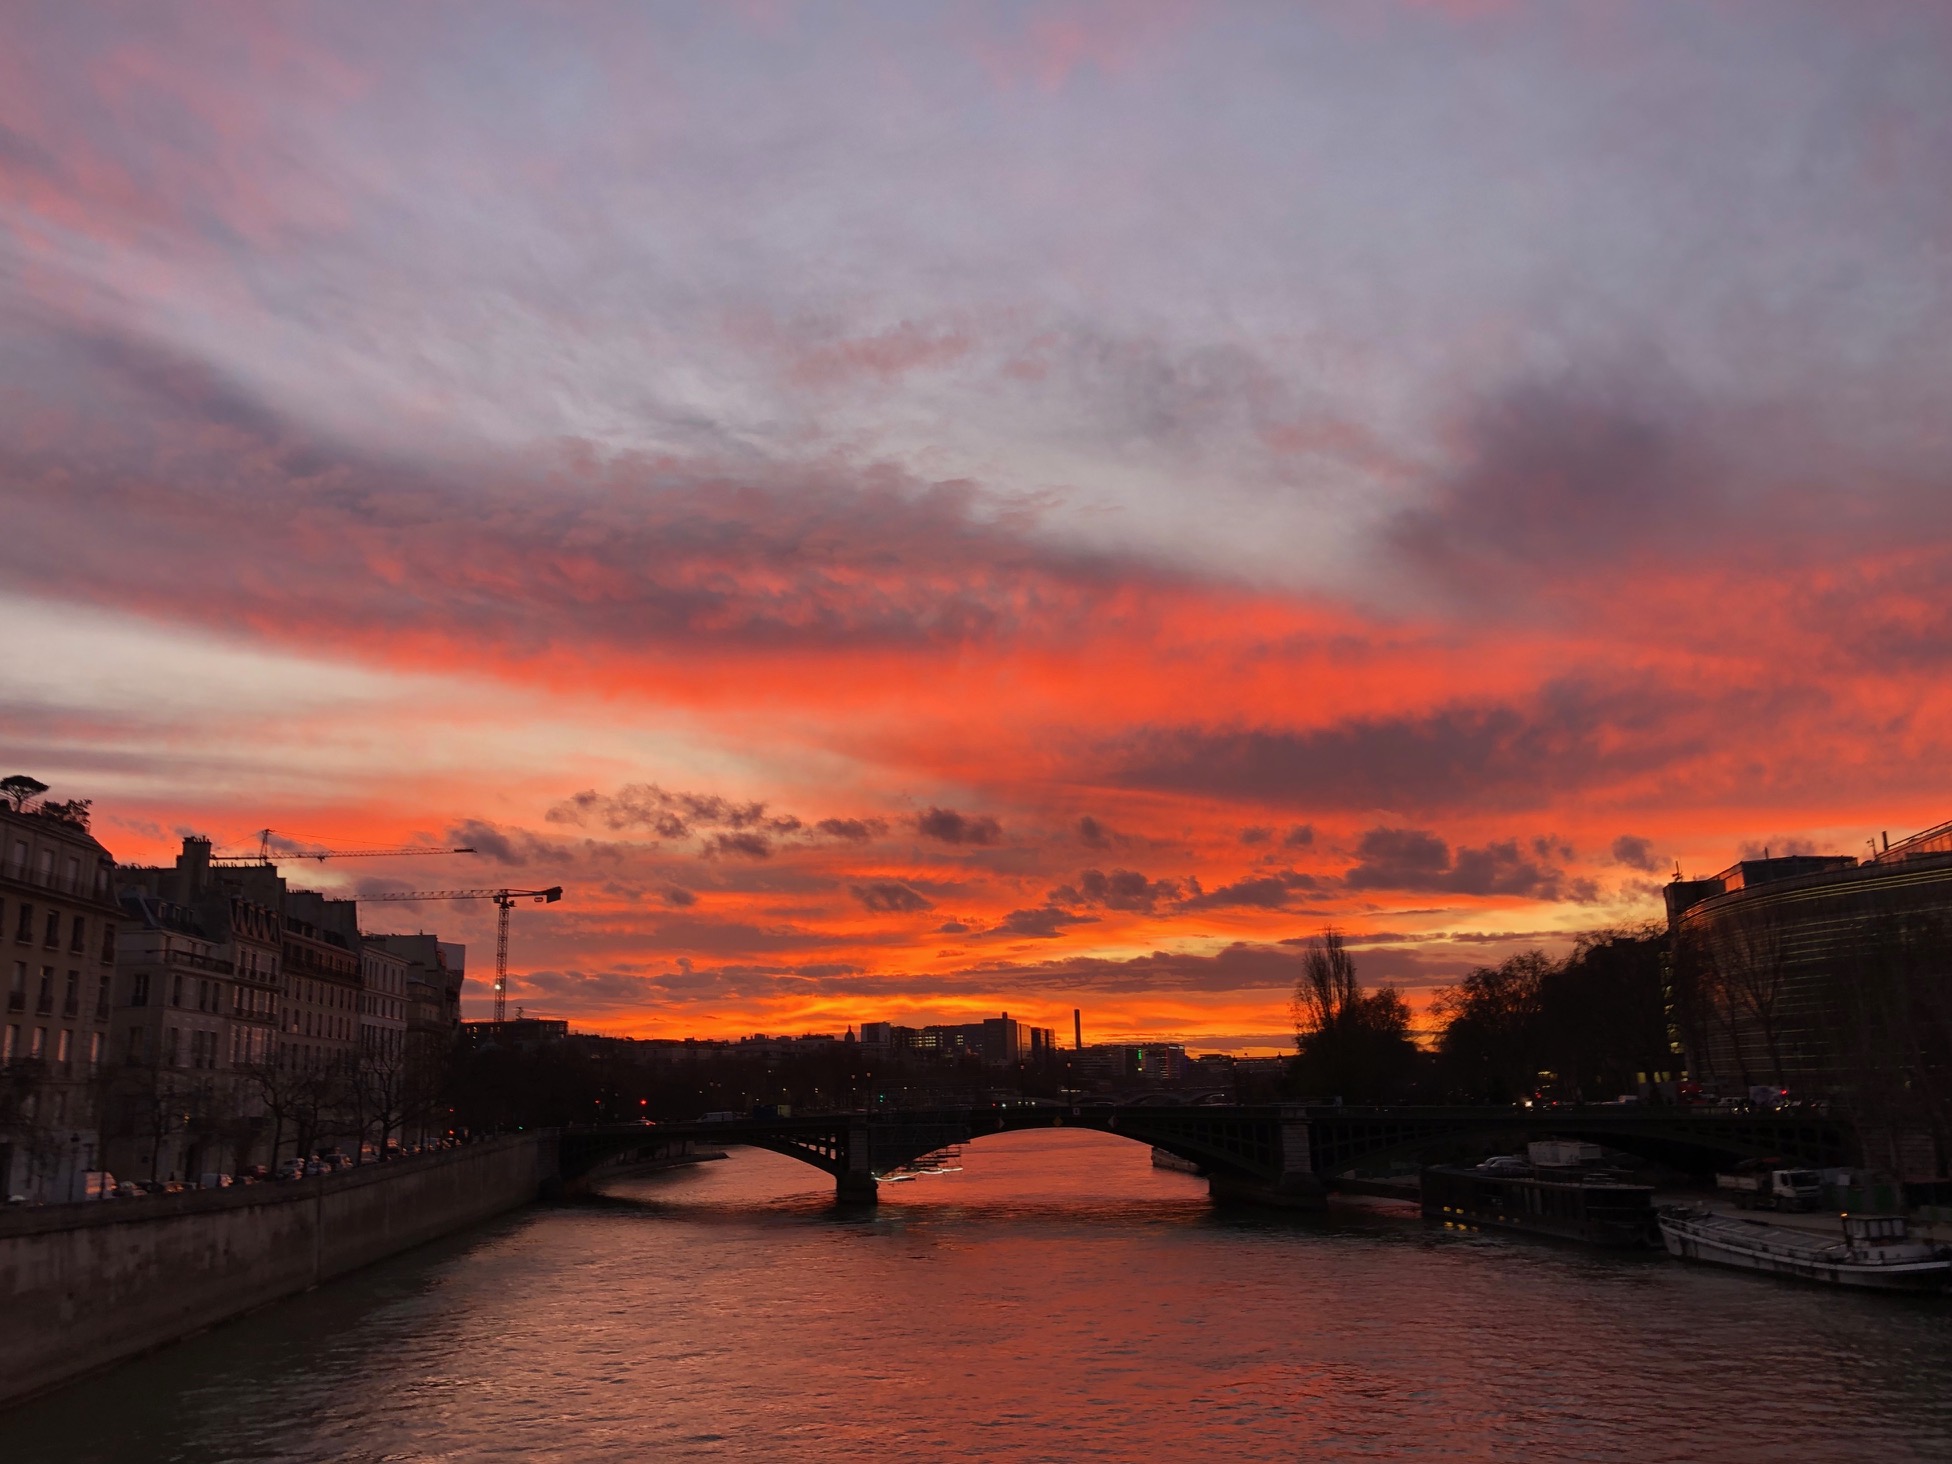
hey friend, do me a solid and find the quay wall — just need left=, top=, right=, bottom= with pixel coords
left=0, top=1132, right=557, bottom=1409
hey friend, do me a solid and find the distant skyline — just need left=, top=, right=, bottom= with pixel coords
left=5, top=1, right=1951, bottom=1044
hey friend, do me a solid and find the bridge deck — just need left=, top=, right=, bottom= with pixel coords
left=560, top=1103, right=1854, bottom=1204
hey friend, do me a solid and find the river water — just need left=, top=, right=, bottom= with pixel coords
left=5, top=1129, right=1951, bottom=1462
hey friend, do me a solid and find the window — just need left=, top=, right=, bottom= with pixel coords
left=164, top=1026, right=180, bottom=1067
left=69, top=916, right=85, bottom=953
left=35, top=967, right=52, bottom=1015
left=126, top=1028, right=143, bottom=1064
left=88, top=1031, right=102, bottom=1067
left=64, top=856, right=79, bottom=893
left=6, top=961, right=22, bottom=1013
left=35, top=848, right=52, bottom=885
left=62, top=970, right=78, bottom=1018
left=56, top=1028, right=71, bottom=1066
left=100, top=924, right=115, bottom=964
left=30, top=1026, right=45, bottom=1059
left=129, top=971, right=150, bottom=1006
left=94, top=975, right=109, bottom=1021
left=43, top=910, right=60, bottom=948
left=14, top=903, right=32, bottom=942
left=170, top=973, right=183, bottom=1007
left=1, top=1024, right=14, bottom=1063
left=6, top=840, right=23, bottom=878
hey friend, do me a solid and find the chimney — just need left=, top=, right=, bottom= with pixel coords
left=1074, top=1008, right=1082, bottom=1050
left=178, top=835, right=212, bottom=901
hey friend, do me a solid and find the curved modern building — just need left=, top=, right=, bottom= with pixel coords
left=1665, top=821, right=1952, bottom=1180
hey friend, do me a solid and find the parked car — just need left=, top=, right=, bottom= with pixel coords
left=112, top=1181, right=147, bottom=1199
left=274, top=1158, right=309, bottom=1181
left=198, top=1173, right=233, bottom=1190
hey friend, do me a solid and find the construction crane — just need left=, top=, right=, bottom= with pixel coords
left=211, top=828, right=478, bottom=865
left=362, top=886, right=564, bottom=1022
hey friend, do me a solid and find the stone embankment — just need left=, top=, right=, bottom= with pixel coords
left=0, top=1133, right=558, bottom=1409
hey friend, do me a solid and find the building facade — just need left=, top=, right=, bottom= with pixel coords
left=0, top=800, right=122, bottom=1201
left=367, top=934, right=466, bottom=1143
left=1667, top=822, right=1952, bottom=1179
left=104, top=891, right=239, bottom=1181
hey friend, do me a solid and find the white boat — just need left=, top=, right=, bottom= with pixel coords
left=1658, top=1207, right=1952, bottom=1292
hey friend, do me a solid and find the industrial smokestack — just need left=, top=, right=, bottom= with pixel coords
left=1074, top=1008, right=1082, bottom=1050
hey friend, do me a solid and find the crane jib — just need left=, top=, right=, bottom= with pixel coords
left=360, top=886, right=564, bottom=1023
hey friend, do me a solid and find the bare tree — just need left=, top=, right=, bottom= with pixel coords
left=1432, top=952, right=1552, bottom=1102
left=1291, top=927, right=1360, bottom=1048
left=1709, top=902, right=1791, bottom=1085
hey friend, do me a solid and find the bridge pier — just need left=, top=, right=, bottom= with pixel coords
left=836, top=1118, right=878, bottom=1204
left=835, top=1170, right=879, bottom=1205
left=1204, top=1105, right=1327, bottom=1210
left=1205, top=1171, right=1328, bottom=1210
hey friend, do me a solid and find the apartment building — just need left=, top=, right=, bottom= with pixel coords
left=0, top=798, right=122, bottom=1202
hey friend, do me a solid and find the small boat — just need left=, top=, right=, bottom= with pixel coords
left=1150, top=1148, right=1204, bottom=1175
left=1658, top=1207, right=1952, bottom=1291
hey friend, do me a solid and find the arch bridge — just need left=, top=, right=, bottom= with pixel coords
left=558, top=1103, right=1854, bottom=1208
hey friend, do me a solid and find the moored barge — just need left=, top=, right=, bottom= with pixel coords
left=1423, top=1158, right=1657, bottom=1247
left=1657, top=1208, right=1951, bottom=1291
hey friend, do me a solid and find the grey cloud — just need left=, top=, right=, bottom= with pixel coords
left=1239, top=826, right=1272, bottom=845
left=661, top=887, right=697, bottom=907
left=442, top=818, right=571, bottom=868
left=1181, top=869, right=1321, bottom=911
left=700, top=831, right=775, bottom=861
left=547, top=784, right=799, bottom=838
left=0, top=315, right=1182, bottom=670
left=914, top=807, right=1002, bottom=846
left=1110, top=679, right=1700, bottom=813
left=1077, top=815, right=1117, bottom=849
left=1049, top=867, right=1183, bottom=915
left=851, top=881, right=935, bottom=914
left=1393, top=367, right=1713, bottom=587
left=1610, top=834, right=1663, bottom=872
left=987, top=905, right=1096, bottom=940
left=816, top=817, right=887, bottom=843
left=1344, top=826, right=1589, bottom=901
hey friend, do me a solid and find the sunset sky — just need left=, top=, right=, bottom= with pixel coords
left=5, top=1, right=1950, bottom=1048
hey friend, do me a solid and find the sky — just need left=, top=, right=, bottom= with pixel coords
left=4, top=0, right=1951, bottom=1048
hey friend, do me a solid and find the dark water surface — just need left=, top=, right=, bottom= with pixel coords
left=5, top=1129, right=1951, bottom=1461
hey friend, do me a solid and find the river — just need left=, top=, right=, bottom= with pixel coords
left=4, top=1129, right=1950, bottom=1461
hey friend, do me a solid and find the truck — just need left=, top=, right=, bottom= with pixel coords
left=1716, top=1159, right=1823, bottom=1212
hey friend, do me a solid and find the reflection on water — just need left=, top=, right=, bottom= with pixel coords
left=5, top=1129, right=1951, bottom=1462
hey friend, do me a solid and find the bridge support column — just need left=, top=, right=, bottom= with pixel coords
left=1207, top=1106, right=1327, bottom=1210
left=835, top=1119, right=878, bottom=1205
